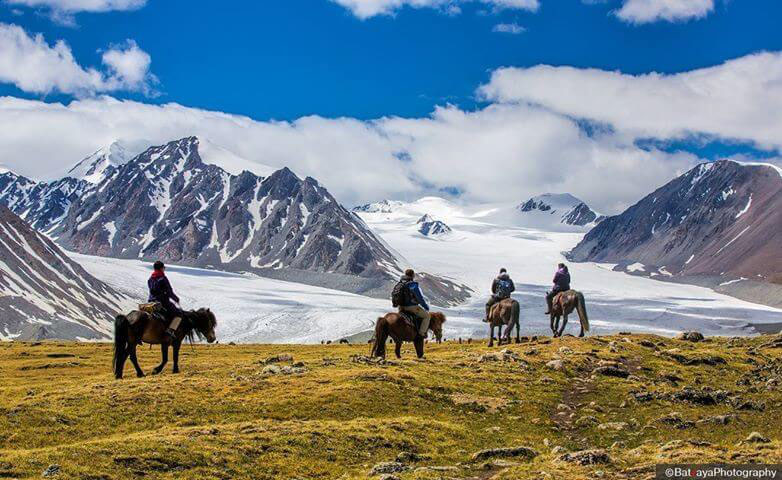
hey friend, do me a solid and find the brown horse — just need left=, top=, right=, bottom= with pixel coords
left=550, top=290, right=589, bottom=338
left=370, top=311, right=446, bottom=359
left=487, top=298, right=520, bottom=347
left=113, top=308, right=217, bottom=379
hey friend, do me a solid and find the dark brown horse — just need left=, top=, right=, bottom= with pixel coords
left=487, top=298, right=520, bottom=346
left=113, top=308, right=217, bottom=379
left=370, top=312, right=446, bottom=359
left=550, top=290, right=589, bottom=338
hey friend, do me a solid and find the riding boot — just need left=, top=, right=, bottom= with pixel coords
left=166, top=317, right=182, bottom=341
left=544, top=293, right=553, bottom=315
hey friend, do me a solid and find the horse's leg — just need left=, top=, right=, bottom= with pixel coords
left=115, top=346, right=128, bottom=379
left=550, top=314, right=556, bottom=335
left=172, top=341, right=180, bottom=374
left=153, top=344, right=168, bottom=374
left=414, top=336, right=424, bottom=358
left=515, top=318, right=521, bottom=343
left=128, top=344, right=145, bottom=378
left=394, top=338, right=402, bottom=359
left=558, top=313, right=568, bottom=337
left=488, top=324, right=494, bottom=347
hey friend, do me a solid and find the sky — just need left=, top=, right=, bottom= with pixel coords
left=0, top=0, right=780, bottom=213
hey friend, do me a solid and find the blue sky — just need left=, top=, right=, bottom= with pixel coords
left=1, top=0, right=780, bottom=121
left=0, top=0, right=780, bottom=212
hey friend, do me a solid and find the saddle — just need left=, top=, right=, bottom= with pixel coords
left=137, top=302, right=167, bottom=325
left=399, top=311, right=421, bottom=331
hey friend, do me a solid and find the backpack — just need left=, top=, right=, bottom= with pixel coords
left=391, top=280, right=411, bottom=307
left=496, top=278, right=513, bottom=299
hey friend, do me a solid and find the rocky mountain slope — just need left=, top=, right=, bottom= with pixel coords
left=517, top=193, right=604, bottom=227
left=417, top=214, right=451, bottom=236
left=568, top=160, right=782, bottom=306
left=4, top=334, right=782, bottom=478
left=0, top=137, right=469, bottom=306
left=0, top=206, right=130, bottom=340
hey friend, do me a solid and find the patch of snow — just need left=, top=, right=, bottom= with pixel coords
left=736, top=194, right=752, bottom=218
left=626, top=263, right=646, bottom=273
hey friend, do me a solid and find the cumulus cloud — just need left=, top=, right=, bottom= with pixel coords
left=330, top=0, right=539, bottom=19
left=0, top=94, right=697, bottom=214
left=479, top=51, right=782, bottom=152
left=615, top=0, right=714, bottom=24
left=5, top=0, right=147, bottom=25
left=492, top=22, right=525, bottom=34
left=0, top=24, right=156, bottom=96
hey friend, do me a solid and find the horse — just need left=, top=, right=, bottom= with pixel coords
left=487, top=298, right=520, bottom=347
left=370, top=312, right=446, bottom=359
left=550, top=290, right=589, bottom=338
left=112, top=308, right=217, bottom=379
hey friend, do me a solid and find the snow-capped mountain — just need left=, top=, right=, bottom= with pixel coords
left=417, top=214, right=452, bottom=236
left=0, top=205, right=131, bottom=340
left=568, top=160, right=782, bottom=305
left=67, top=141, right=129, bottom=184
left=517, top=193, right=603, bottom=227
left=0, top=137, right=469, bottom=305
left=353, top=199, right=405, bottom=214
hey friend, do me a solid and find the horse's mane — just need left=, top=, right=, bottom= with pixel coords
left=182, top=308, right=217, bottom=344
left=430, top=311, right=446, bottom=323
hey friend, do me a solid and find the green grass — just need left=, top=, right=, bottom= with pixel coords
left=1, top=334, right=781, bottom=479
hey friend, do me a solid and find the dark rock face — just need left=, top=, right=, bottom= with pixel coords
left=0, top=205, right=129, bottom=340
left=517, top=193, right=602, bottom=227
left=417, top=214, right=452, bottom=236
left=568, top=160, right=782, bottom=287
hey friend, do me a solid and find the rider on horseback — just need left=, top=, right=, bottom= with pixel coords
left=484, top=268, right=515, bottom=322
left=393, top=269, right=431, bottom=340
left=545, top=263, right=570, bottom=314
left=148, top=261, right=183, bottom=341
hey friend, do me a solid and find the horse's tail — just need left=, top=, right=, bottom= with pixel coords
left=113, top=314, right=129, bottom=377
left=576, top=292, right=589, bottom=333
left=372, top=317, right=388, bottom=358
left=512, top=299, right=520, bottom=328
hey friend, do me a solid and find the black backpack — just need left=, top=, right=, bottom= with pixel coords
left=496, top=278, right=513, bottom=298
left=391, top=280, right=411, bottom=307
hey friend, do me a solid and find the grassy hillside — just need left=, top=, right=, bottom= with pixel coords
left=1, top=333, right=781, bottom=479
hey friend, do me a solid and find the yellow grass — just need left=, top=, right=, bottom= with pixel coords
left=1, top=334, right=781, bottom=479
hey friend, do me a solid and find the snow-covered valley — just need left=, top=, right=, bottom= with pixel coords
left=71, top=196, right=782, bottom=343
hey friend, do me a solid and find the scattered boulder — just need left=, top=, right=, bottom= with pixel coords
left=744, top=432, right=771, bottom=444
left=670, top=387, right=728, bottom=406
left=594, top=366, right=630, bottom=378
left=262, top=353, right=293, bottom=364
left=396, top=451, right=427, bottom=463
left=369, top=462, right=408, bottom=475
left=546, top=360, right=565, bottom=371
left=558, top=449, right=611, bottom=465
left=378, top=475, right=401, bottom=480
left=261, top=365, right=281, bottom=375
left=471, top=446, right=538, bottom=463
left=677, top=331, right=705, bottom=342
left=656, top=412, right=694, bottom=429
left=478, top=352, right=502, bottom=363
left=42, top=465, right=60, bottom=477
left=558, top=347, right=573, bottom=355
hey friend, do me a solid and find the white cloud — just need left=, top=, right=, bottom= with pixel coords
left=330, top=0, right=539, bottom=19
left=0, top=94, right=697, bottom=214
left=492, top=22, right=525, bottom=34
left=0, top=23, right=156, bottom=96
left=6, top=0, right=146, bottom=24
left=615, top=0, right=714, bottom=24
left=479, top=51, right=782, bottom=152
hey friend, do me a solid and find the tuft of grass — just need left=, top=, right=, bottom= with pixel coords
left=0, top=334, right=781, bottom=479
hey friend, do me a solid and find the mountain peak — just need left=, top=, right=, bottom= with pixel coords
left=517, top=193, right=601, bottom=227
left=67, top=140, right=129, bottom=184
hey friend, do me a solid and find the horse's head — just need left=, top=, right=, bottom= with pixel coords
left=193, top=308, right=218, bottom=343
left=429, top=312, right=446, bottom=341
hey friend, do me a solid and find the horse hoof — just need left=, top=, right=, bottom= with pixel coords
left=136, top=373, right=145, bottom=378
left=172, top=369, right=180, bottom=374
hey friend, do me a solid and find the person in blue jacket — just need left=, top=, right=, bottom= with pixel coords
left=397, top=269, right=430, bottom=338
left=545, top=263, right=571, bottom=314
left=148, top=261, right=183, bottom=340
